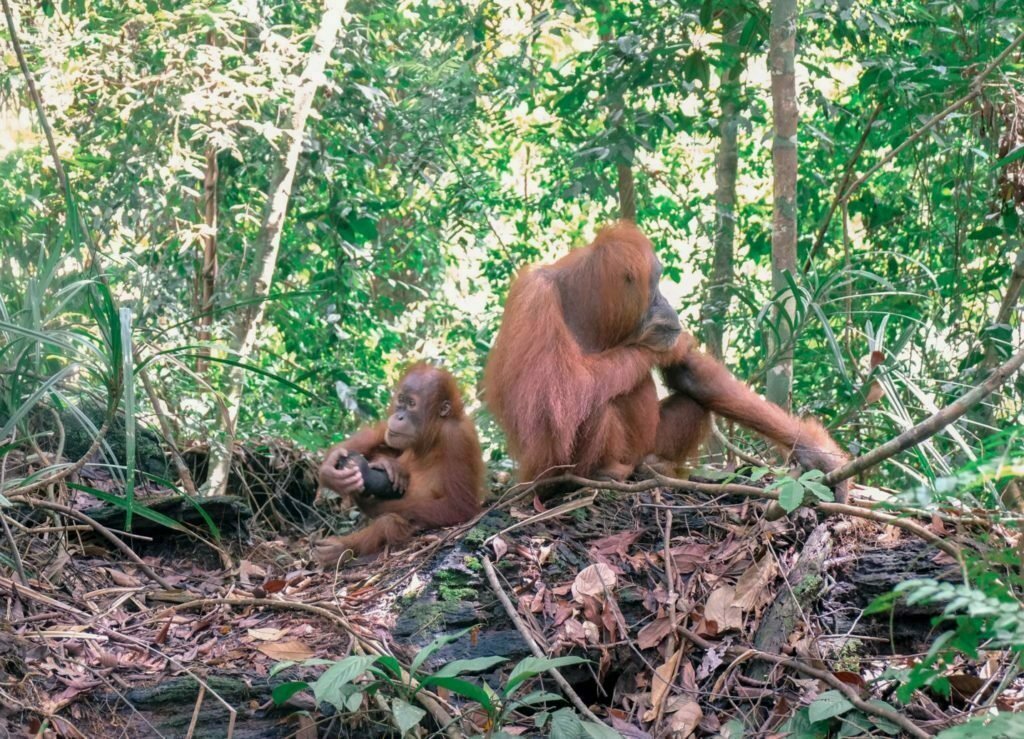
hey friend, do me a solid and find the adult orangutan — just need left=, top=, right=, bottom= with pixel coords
left=314, top=363, right=484, bottom=565
left=483, top=222, right=848, bottom=502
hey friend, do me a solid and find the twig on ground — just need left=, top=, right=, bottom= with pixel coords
left=482, top=556, right=609, bottom=728
left=677, top=625, right=933, bottom=738
left=552, top=473, right=962, bottom=560
left=5, top=498, right=174, bottom=589
left=184, top=683, right=206, bottom=739
left=96, top=626, right=237, bottom=739
left=155, top=596, right=459, bottom=737
left=0, top=575, right=90, bottom=617
left=5, top=422, right=110, bottom=498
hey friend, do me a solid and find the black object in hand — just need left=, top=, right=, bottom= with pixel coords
left=335, top=452, right=403, bottom=499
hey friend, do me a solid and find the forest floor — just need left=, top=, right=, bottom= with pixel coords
left=1, top=445, right=1019, bottom=738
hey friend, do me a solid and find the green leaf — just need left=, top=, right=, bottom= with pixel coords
left=410, top=627, right=471, bottom=675
left=803, top=481, right=835, bottom=502
left=391, top=697, right=426, bottom=735
left=508, top=690, right=565, bottom=709
left=867, top=702, right=902, bottom=735
left=434, top=655, right=507, bottom=677
left=699, top=0, right=713, bottom=28
left=271, top=681, right=309, bottom=705
left=504, top=656, right=588, bottom=695
left=68, top=483, right=188, bottom=533
left=748, top=467, right=772, bottom=482
left=372, top=654, right=404, bottom=678
left=991, top=145, right=1024, bottom=168
left=778, top=478, right=806, bottom=512
left=312, top=655, right=379, bottom=706
left=119, top=306, right=136, bottom=530
left=807, top=690, right=855, bottom=724
left=345, top=689, right=365, bottom=713
left=417, top=675, right=495, bottom=712
left=968, top=226, right=1002, bottom=241
left=269, top=660, right=297, bottom=677
left=550, top=707, right=585, bottom=739
left=779, top=707, right=823, bottom=739
left=936, top=711, right=1024, bottom=738
left=0, top=363, right=78, bottom=441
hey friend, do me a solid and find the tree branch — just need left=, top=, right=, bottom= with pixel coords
left=823, top=343, right=1024, bottom=487
left=837, top=28, right=1024, bottom=206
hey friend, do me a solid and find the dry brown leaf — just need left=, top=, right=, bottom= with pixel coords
left=637, top=617, right=674, bottom=650
left=642, top=648, right=681, bottom=722
left=589, top=530, right=643, bottom=559
left=256, top=640, right=313, bottom=661
left=248, top=627, right=288, bottom=641
left=538, top=543, right=554, bottom=566
left=294, top=713, right=318, bottom=739
left=666, top=697, right=703, bottom=737
left=572, top=563, right=617, bottom=602
left=667, top=543, right=711, bottom=574
left=490, top=536, right=509, bottom=560
left=704, top=586, right=743, bottom=632
left=239, top=559, right=267, bottom=585
left=262, top=579, right=288, bottom=594
left=679, top=660, right=696, bottom=692
left=106, top=568, right=141, bottom=587
left=733, top=555, right=777, bottom=611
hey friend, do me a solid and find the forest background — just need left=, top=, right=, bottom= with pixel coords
left=2, top=0, right=1023, bottom=496
left=4, top=0, right=1024, bottom=735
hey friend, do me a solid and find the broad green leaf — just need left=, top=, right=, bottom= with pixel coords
left=504, top=656, right=588, bottom=695
left=271, top=681, right=308, bottom=705
left=312, top=655, right=379, bottom=706
left=434, top=655, right=507, bottom=677
left=807, top=690, right=855, bottom=724
left=935, top=711, right=1024, bottom=738
left=410, top=627, right=471, bottom=674
left=391, top=697, right=426, bottom=735
left=344, top=689, right=364, bottom=713
left=550, top=707, right=585, bottom=739
left=968, top=226, right=1002, bottom=241
left=778, top=478, right=806, bottom=512
left=418, top=675, right=495, bottom=712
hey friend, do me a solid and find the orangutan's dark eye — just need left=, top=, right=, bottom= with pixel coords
left=624, top=273, right=635, bottom=285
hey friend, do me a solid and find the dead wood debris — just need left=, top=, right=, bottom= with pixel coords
left=1, top=458, right=1022, bottom=738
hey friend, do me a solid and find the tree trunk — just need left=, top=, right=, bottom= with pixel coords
left=701, top=20, right=743, bottom=361
left=766, top=0, right=799, bottom=411
left=617, top=160, right=636, bottom=221
left=204, top=0, right=347, bottom=496
left=196, top=143, right=219, bottom=373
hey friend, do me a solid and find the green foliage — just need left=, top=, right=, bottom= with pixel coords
left=271, top=630, right=611, bottom=737
left=937, top=711, right=1024, bottom=739
left=767, top=468, right=835, bottom=513
left=779, top=693, right=901, bottom=738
